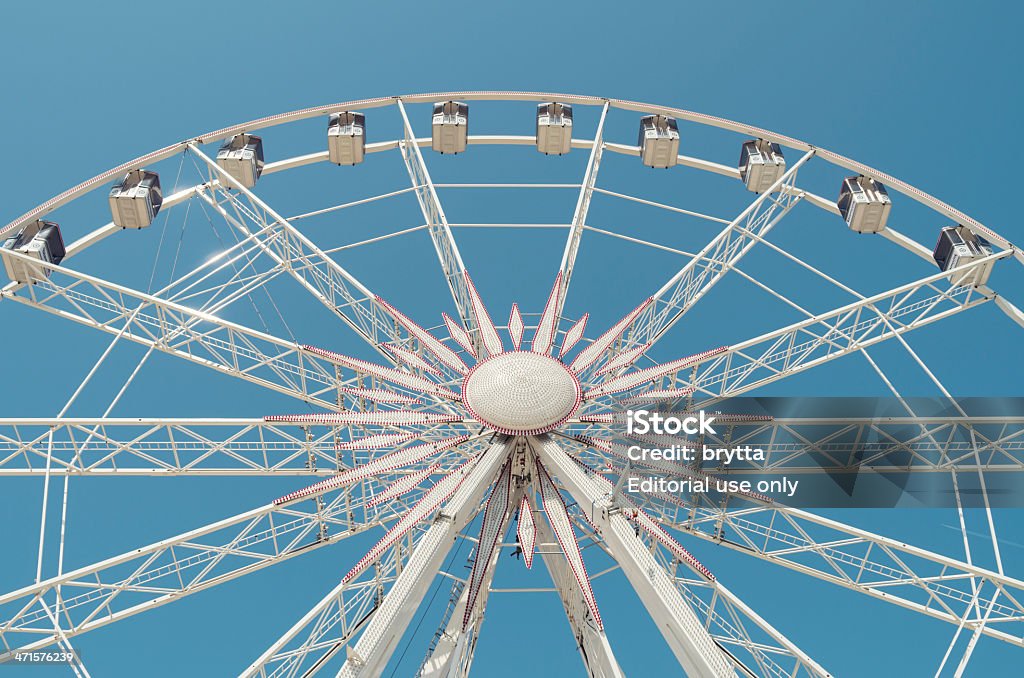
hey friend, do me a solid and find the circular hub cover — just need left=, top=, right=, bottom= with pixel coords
left=462, top=351, right=582, bottom=435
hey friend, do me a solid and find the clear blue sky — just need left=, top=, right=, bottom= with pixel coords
left=1, top=2, right=1023, bottom=676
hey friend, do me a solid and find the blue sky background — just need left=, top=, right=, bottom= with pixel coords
left=1, top=2, right=1023, bottom=676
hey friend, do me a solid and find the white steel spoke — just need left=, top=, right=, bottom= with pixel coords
left=533, top=502, right=624, bottom=678
left=575, top=416, right=1024, bottom=474
left=189, top=146, right=461, bottom=383
left=562, top=506, right=826, bottom=678
left=558, top=102, right=609, bottom=313
left=0, top=459, right=456, bottom=659
left=241, top=524, right=431, bottom=678
left=555, top=437, right=827, bottom=677
left=0, top=419, right=479, bottom=476
left=0, top=251, right=438, bottom=410
left=529, top=435, right=735, bottom=677
left=591, top=186, right=731, bottom=224
left=395, top=100, right=474, bottom=333
left=578, top=150, right=814, bottom=378
left=336, top=438, right=513, bottom=677
left=418, top=445, right=530, bottom=678
left=416, top=541, right=497, bottom=678
left=635, top=255, right=1008, bottom=405
left=674, top=575, right=830, bottom=677
left=642, top=493, right=1024, bottom=647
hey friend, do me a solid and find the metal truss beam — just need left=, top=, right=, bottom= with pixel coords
left=713, top=416, right=1024, bottom=474
left=679, top=577, right=831, bottom=678
left=190, top=145, right=461, bottom=383
left=0, top=455, right=460, bottom=659
left=555, top=438, right=827, bottom=678
left=241, top=524, right=430, bottom=678
left=609, top=150, right=815, bottom=364
left=558, top=101, right=609, bottom=316
left=642, top=493, right=1024, bottom=647
left=416, top=549, right=493, bottom=678
left=418, top=490, right=523, bottom=678
left=563, top=503, right=828, bottom=678
left=623, top=255, right=1008, bottom=405
left=153, top=220, right=284, bottom=314
left=0, top=418, right=474, bottom=476
left=0, top=251, right=428, bottom=411
left=529, top=435, right=735, bottom=677
left=337, top=439, right=513, bottom=677
left=395, top=100, right=475, bottom=335
left=534, top=505, right=624, bottom=678
left=574, top=416, right=1024, bottom=474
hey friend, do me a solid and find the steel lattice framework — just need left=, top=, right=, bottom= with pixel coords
left=1, top=91, right=1023, bottom=677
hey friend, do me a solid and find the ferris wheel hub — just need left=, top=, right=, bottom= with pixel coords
left=462, top=351, right=581, bottom=435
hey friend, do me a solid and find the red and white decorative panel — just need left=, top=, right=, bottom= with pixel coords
left=570, top=297, right=653, bottom=373
left=558, top=313, right=589, bottom=359
left=532, top=272, right=562, bottom=356
left=517, top=494, right=536, bottom=569
left=343, top=461, right=472, bottom=583
left=536, top=460, right=603, bottom=630
left=508, top=303, right=524, bottom=350
left=443, top=312, right=477, bottom=359
left=463, top=272, right=503, bottom=358
left=376, top=296, right=469, bottom=374
left=462, top=460, right=513, bottom=630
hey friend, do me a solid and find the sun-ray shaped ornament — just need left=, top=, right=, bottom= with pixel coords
left=265, top=272, right=725, bottom=635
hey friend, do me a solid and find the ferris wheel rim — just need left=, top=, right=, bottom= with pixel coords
left=0, top=90, right=1021, bottom=677
left=2, top=90, right=1014, bottom=257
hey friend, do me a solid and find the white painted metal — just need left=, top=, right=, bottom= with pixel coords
left=530, top=435, right=736, bottom=677
left=0, top=458, right=451, bottom=658
left=190, top=144, right=462, bottom=384
left=242, top=523, right=431, bottom=678
left=608, top=149, right=815, bottom=366
left=461, top=460, right=512, bottom=628
left=533, top=507, right=624, bottom=678
left=3, top=92, right=1023, bottom=677
left=417, top=443, right=533, bottom=678
left=0, top=249, right=395, bottom=410
left=535, top=458, right=605, bottom=629
left=395, top=100, right=476, bottom=334
left=532, top=272, right=563, bottom=356
left=336, top=439, right=512, bottom=677
left=562, top=488, right=827, bottom=677
left=647, top=493, right=1024, bottom=647
left=462, top=272, right=503, bottom=358
left=558, top=102, right=608, bottom=315
left=4, top=414, right=1022, bottom=476
left=674, top=254, right=1007, bottom=404
left=416, top=547, right=495, bottom=678
left=576, top=415, right=1024, bottom=474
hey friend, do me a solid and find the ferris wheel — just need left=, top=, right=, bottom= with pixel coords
left=0, top=91, right=1022, bottom=677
